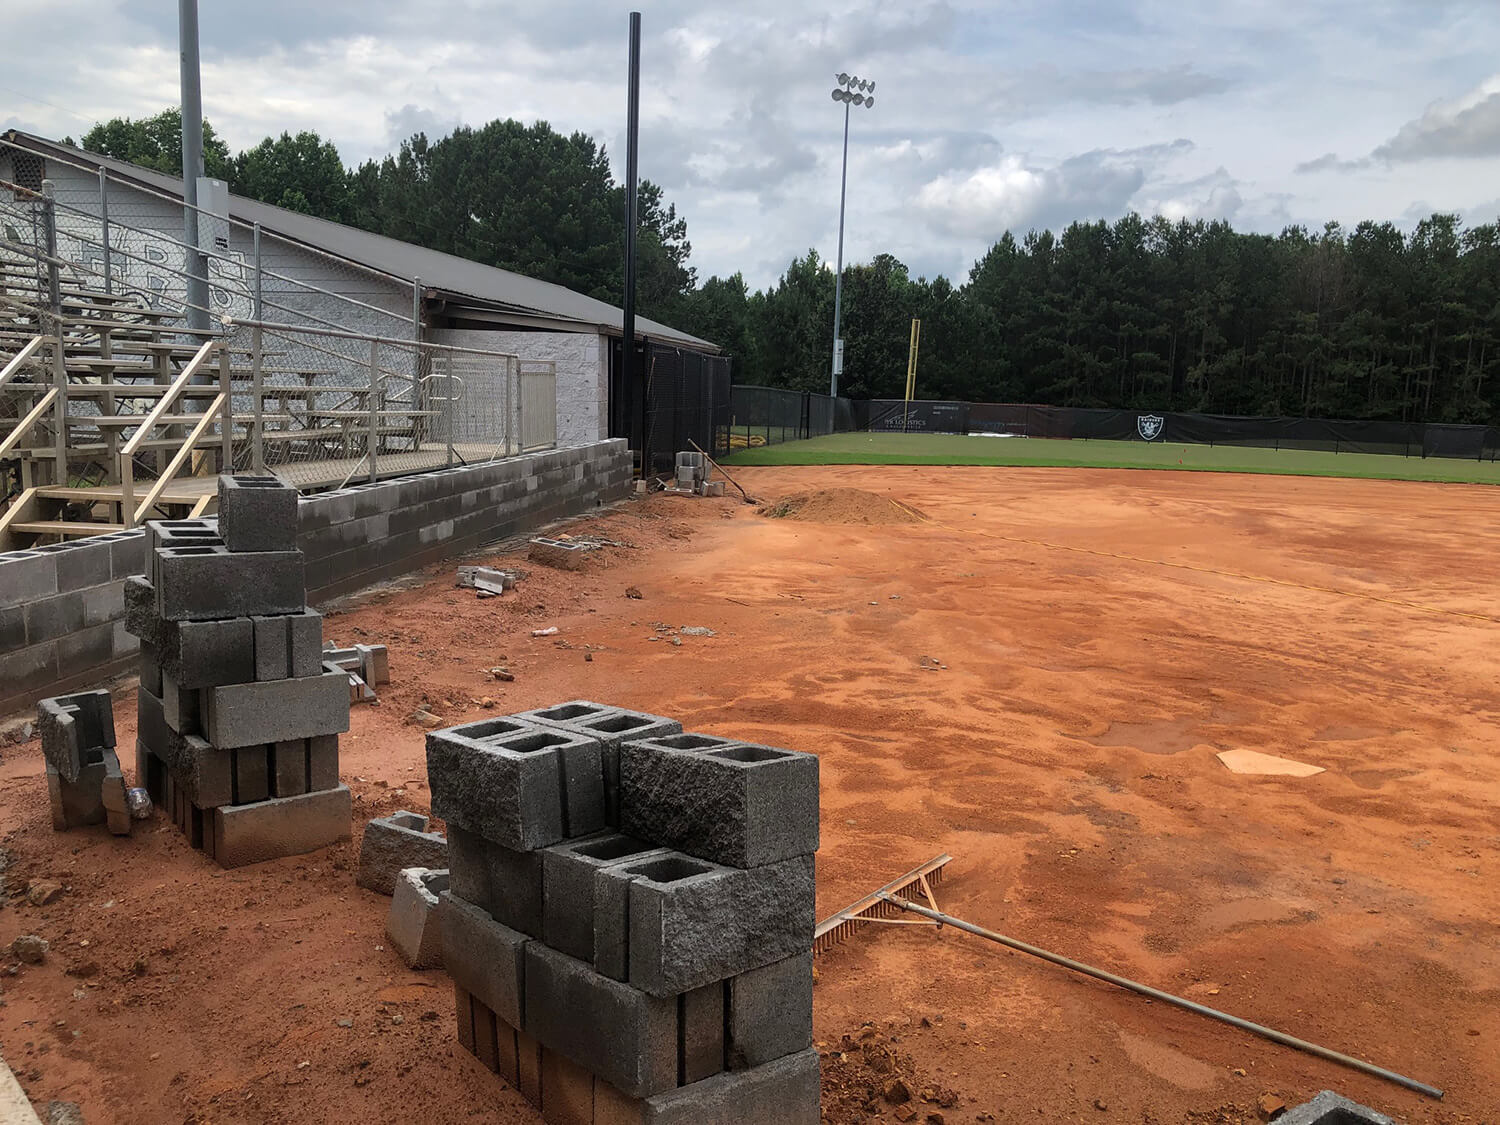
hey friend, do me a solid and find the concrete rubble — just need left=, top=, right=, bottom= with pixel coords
left=124, top=476, right=352, bottom=867
left=387, top=867, right=449, bottom=969
left=358, top=810, right=448, bottom=895
left=427, top=699, right=820, bottom=1123
left=36, top=690, right=130, bottom=836
left=1278, top=1091, right=1399, bottom=1124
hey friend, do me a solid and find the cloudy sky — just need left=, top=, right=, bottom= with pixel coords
left=4, top=1, right=1500, bottom=289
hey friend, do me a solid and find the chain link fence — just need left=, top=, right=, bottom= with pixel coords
left=1, top=158, right=555, bottom=505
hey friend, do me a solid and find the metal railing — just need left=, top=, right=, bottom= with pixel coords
left=0, top=174, right=558, bottom=525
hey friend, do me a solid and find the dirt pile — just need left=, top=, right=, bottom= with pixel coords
left=820, top=1027, right=967, bottom=1123
left=760, top=487, right=927, bottom=525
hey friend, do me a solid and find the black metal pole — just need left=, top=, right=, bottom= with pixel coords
left=621, top=12, right=641, bottom=456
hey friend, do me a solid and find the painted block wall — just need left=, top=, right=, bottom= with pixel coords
left=0, top=440, right=631, bottom=717
left=432, top=328, right=606, bottom=448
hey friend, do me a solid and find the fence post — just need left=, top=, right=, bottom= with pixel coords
left=368, top=338, right=379, bottom=483
left=218, top=340, right=233, bottom=471
left=41, top=182, right=68, bottom=486
left=250, top=323, right=265, bottom=472
left=252, top=223, right=263, bottom=319
left=98, top=169, right=112, bottom=295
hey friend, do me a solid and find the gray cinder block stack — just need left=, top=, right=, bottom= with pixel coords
left=674, top=451, right=706, bottom=492
left=124, top=475, right=352, bottom=868
left=37, top=689, right=130, bottom=835
left=427, top=700, right=821, bottom=1124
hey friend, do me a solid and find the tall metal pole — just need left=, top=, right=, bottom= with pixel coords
left=621, top=12, right=641, bottom=452
left=830, top=100, right=850, bottom=398
left=179, top=0, right=209, bottom=332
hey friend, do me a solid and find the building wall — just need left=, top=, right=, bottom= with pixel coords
left=432, top=328, right=606, bottom=448
left=0, top=440, right=632, bottom=717
left=1, top=151, right=605, bottom=445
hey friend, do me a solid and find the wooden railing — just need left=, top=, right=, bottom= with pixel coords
left=117, top=339, right=228, bottom=528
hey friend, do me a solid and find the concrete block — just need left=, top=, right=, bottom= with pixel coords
left=699, top=481, right=725, bottom=498
left=202, top=671, right=350, bottom=749
left=1278, top=1091, right=1397, bottom=1125
left=542, top=832, right=666, bottom=962
left=455, top=984, right=476, bottom=1053
left=472, top=995, right=500, bottom=1072
left=598, top=852, right=814, bottom=996
left=253, top=611, right=323, bottom=681
left=170, top=736, right=234, bottom=808
left=36, top=689, right=114, bottom=782
left=523, top=941, right=677, bottom=1099
left=439, top=890, right=529, bottom=1027
left=449, top=825, right=544, bottom=938
left=515, top=702, right=682, bottom=826
left=495, top=1013, right=520, bottom=1087
left=122, top=575, right=164, bottom=648
left=166, top=617, right=255, bottom=690
left=159, top=671, right=202, bottom=736
left=54, top=540, right=113, bottom=594
left=0, top=550, right=58, bottom=609
left=354, top=643, right=389, bottom=686
left=541, top=1047, right=596, bottom=1125
left=210, top=784, right=351, bottom=867
left=138, top=641, right=163, bottom=697
left=517, top=1027, right=543, bottom=1107
left=386, top=867, right=448, bottom=969
left=233, top=745, right=270, bottom=804
left=108, top=528, right=146, bottom=579
left=358, top=810, right=448, bottom=895
left=101, top=749, right=131, bottom=836
left=620, top=738, right=819, bottom=868
left=727, top=952, right=813, bottom=1069
left=219, top=474, right=299, bottom=553
left=427, top=719, right=603, bottom=849
left=45, top=756, right=110, bottom=830
left=591, top=847, right=673, bottom=981
left=596, top=1047, right=821, bottom=1125
left=271, top=739, right=308, bottom=796
left=154, top=544, right=304, bottom=622
left=136, top=686, right=170, bottom=760
left=528, top=537, right=593, bottom=571
left=308, top=734, right=340, bottom=792
left=681, top=981, right=725, bottom=1084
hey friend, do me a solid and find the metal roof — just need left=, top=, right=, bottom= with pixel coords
left=4, top=131, right=716, bottom=352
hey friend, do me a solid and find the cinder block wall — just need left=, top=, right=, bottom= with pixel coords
left=0, top=440, right=631, bottom=716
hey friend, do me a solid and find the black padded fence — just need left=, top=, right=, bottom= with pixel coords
left=729, top=385, right=857, bottom=451
left=634, top=345, right=732, bottom=475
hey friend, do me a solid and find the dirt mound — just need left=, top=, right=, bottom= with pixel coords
left=760, top=487, right=927, bottom=525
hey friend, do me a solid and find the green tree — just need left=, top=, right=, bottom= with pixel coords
left=74, top=107, right=233, bottom=179
left=233, top=131, right=352, bottom=220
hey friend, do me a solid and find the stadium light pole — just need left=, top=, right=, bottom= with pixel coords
left=828, top=72, right=874, bottom=398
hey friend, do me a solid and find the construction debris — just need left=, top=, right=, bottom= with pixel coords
left=358, top=811, right=449, bottom=896
left=321, top=642, right=391, bottom=704
left=529, top=537, right=597, bottom=570
left=37, top=691, right=130, bottom=836
left=457, top=566, right=520, bottom=595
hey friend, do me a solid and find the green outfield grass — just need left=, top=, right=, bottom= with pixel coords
left=720, top=432, right=1500, bottom=484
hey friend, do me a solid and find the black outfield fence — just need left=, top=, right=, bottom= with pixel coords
left=729, top=385, right=857, bottom=450
left=731, top=386, right=1500, bottom=461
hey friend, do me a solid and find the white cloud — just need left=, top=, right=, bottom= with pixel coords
left=1373, top=74, right=1500, bottom=162
left=5, top=1, right=1500, bottom=290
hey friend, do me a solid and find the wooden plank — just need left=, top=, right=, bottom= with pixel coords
left=10, top=520, right=125, bottom=536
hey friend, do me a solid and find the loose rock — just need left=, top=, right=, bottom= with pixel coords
left=11, top=935, right=48, bottom=963
left=27, top=881, right=64, bottom=906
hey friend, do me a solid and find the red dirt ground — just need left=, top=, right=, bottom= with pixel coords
left=2, top=464, right=1498, bottom=1124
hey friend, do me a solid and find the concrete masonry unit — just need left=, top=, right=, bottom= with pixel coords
left=0, top=439, right=632, bottom=715
left=427, top=699, right=821, bottom=1123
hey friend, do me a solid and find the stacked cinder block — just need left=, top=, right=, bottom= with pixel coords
left=427, top=700, right=820, bottom=1125
left=37, top=689, right=130, bottom=835
left=673, top=452, right=706, bottom=492
left=125, top=475, right=352, bottom=868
